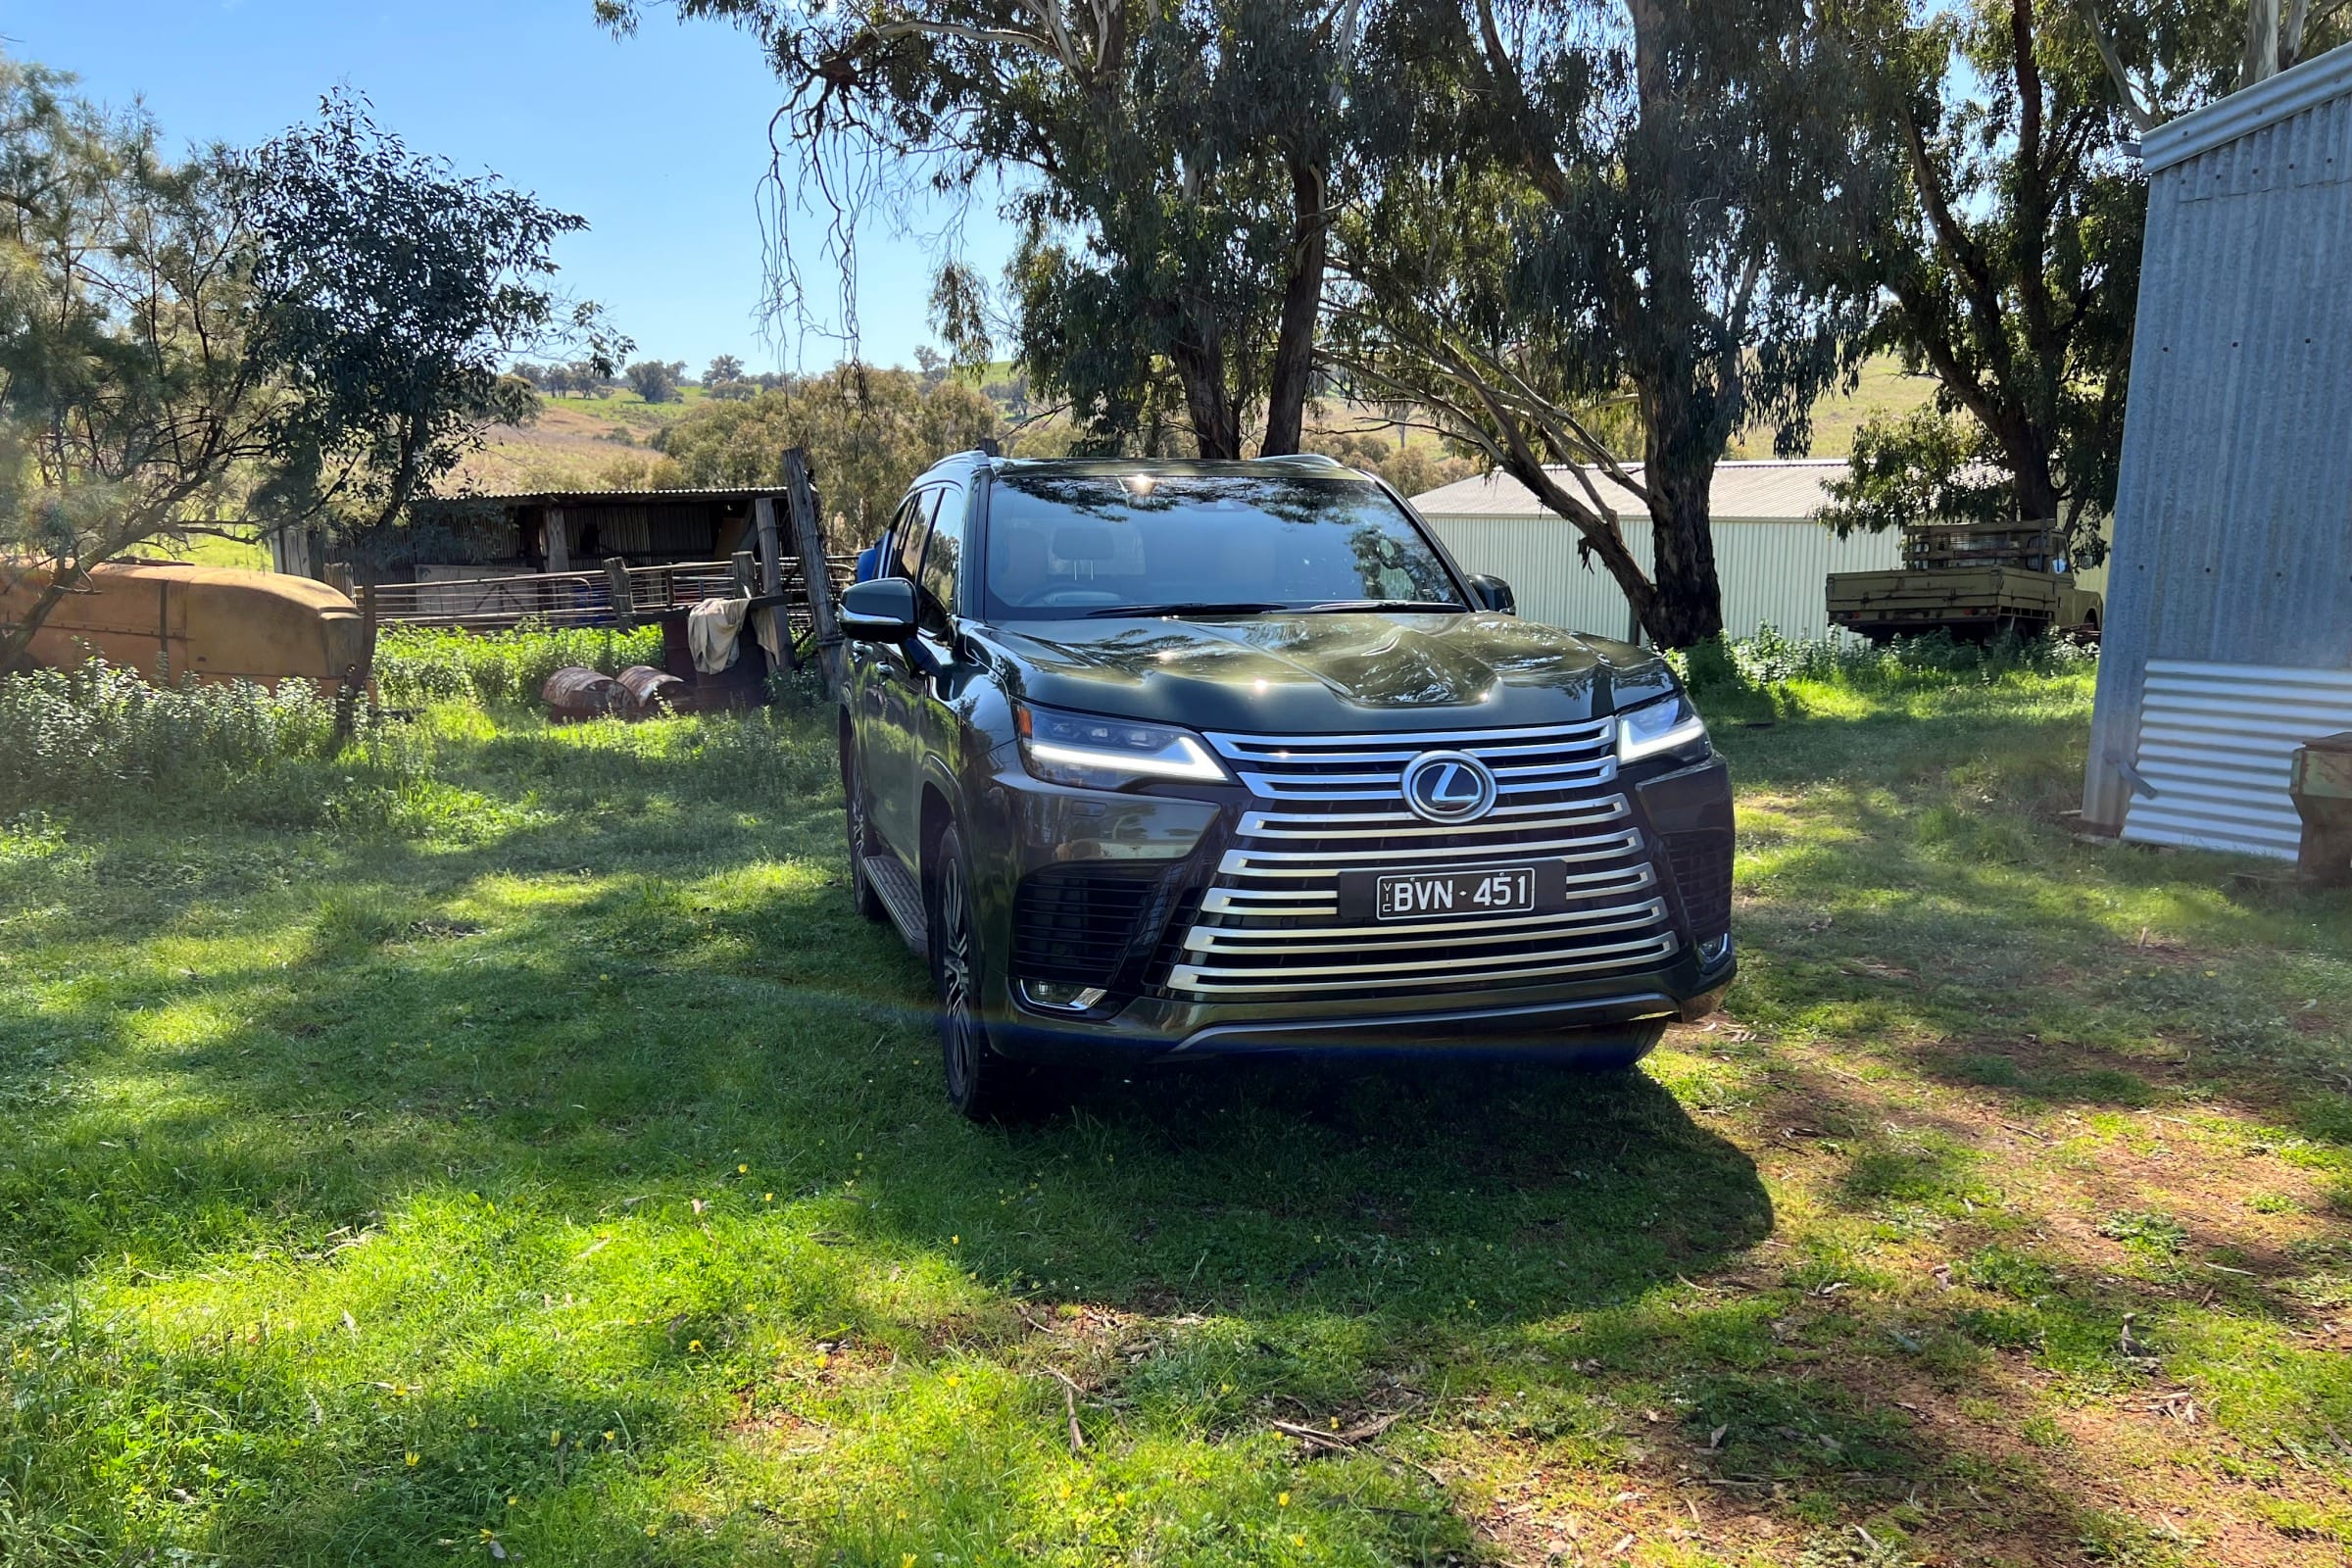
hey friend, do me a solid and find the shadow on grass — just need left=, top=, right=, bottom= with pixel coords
left=7, top=694, right=2349, bottom=1566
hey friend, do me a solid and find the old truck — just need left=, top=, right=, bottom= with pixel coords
left=1826, top=522, right=2102, bottom=643
left=0, top=560, right=368, bottom=692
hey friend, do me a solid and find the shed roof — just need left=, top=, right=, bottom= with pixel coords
left=2141, top=40, right=2352, bottom=171
left=415, top=486, right=782, bottom=510
left=1408, top=459, right=1846, bottom=522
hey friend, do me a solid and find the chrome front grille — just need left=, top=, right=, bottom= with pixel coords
left=1164, top=719, right=1679, bottom=1000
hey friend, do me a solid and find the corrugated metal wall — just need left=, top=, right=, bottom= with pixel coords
left=2123, top=661, right=2352, bottom=858
left=1420, top=514, right=1900, bottom=641
left=2085, top=48, right=2352, bottom=832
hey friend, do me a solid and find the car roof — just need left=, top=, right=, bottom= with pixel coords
left=913, top=451, right=1378, bottom=485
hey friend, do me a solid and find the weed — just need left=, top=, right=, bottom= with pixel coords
left=2099, top=1210, right=2190, bottom=1257
left=374, top=621, right=663, bottom=709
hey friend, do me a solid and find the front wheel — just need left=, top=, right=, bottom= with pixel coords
left=929, top=823, right=1032, bottom=1122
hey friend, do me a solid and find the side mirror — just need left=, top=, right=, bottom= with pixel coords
left=840, top=577, right=917, bottom=642
left=1468, top=574, right=1516, bottom=614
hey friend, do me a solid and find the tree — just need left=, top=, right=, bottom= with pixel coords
left=624, top=360, right=685, bottom=403
left=1331, top=0, right=1883, bottom=647
left=597, top=0, right=1361, bottom=460
left=1827, top=1, right=2144, bottom=554
left=233, top=89, right=627, bottom=678
left=705, top=353, right=745, bottom=385
left=1816, top=407, right=2011, bottom=536
left=0, top=57, right=284, bottom=672
left=658, top=367, right=1002, bottom=547
left=2073, top=0, right=2352, bottom=129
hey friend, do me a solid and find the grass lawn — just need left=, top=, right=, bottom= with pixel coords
left=3, top=671, right=2349, bottom=1565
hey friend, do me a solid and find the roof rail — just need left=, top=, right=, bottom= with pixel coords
left=1250, top=452, right=1345, bottom=469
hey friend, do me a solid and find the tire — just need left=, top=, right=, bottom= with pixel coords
left=929, top=822, right=1031, bottom=1122
left=1569, top=1020, right=1668, bottom=1074
left=841, top=727, right=889, bottom=923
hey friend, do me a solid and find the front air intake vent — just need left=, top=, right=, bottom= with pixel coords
left=1663, top=829, right=1734, bottom=943
left=1012, top=866, right=1161, bottom=988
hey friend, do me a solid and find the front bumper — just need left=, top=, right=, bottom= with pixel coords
left=968, top=741, right=1737, bottom=1063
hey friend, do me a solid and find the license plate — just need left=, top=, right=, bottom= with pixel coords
left=1340, top=864, right=1552, bottom=922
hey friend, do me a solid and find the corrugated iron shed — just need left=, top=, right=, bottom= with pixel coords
left=2082, top=44, right=2352, bottom=852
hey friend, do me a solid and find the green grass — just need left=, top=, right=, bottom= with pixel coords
left=3, top=667, right=2350, bottom=1565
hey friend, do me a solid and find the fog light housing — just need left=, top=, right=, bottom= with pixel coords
left=1698, top=933, right=1733, bottom=966
left=1018, top=979, right=1108, bottom=1011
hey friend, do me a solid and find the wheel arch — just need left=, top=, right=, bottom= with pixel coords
left=918, top=781, right=956, bottom=896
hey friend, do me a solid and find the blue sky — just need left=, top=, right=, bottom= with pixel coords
left=0, top=0, right=1015, bottom=373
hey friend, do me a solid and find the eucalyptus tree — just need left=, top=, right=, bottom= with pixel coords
left=2074, top=0, right=2352, bottom=127
left=597, top=0, right=1361, bottom=458
left=1820, top=1, right=2144, bottom=555
left=1332, top=0, right=1882, bottom=647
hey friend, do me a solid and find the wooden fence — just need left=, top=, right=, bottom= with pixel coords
left=363, top=556, right=856, bottom=635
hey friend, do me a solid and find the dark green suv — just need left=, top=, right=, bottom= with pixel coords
left=836, top=452, right=1736, bottom=1117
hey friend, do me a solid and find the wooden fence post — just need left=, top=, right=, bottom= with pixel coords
left=546, top=508, right=571, bottom=574
left=752, top=495, right=795, bottom=670
left=604, top=557, right=636, bottom=630
left=782, top=448, right=844, bottom=698
left=731, top=551, right=758, bottom=599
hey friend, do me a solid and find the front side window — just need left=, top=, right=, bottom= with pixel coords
left=979, top=472, right=1464, bottom=620
left=918, top=486, right=964, bottom=630
left=896, top=490, right=939, bottom=582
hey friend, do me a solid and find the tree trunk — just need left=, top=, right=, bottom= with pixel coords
left=2243, top=0, right=2282, bottom=85
left=1624, top=0, right=1726, bottom=650
left=0, top=571, right=74, bottom=675
left=1989, top=417, right=2064, bottom=523
left=1260, top=156, right=1328, bottom=458
left=1642, top=453, right=1727, bottom=649
left=1172, top=328, right=1243, bottom=459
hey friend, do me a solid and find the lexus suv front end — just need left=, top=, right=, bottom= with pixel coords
left=835, top=453, right=1736, bottom=1117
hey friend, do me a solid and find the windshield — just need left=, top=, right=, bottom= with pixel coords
left=978, top=472, right=1466, bottom=621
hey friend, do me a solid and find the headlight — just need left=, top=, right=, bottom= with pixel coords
left=1614, top=691, right=1709, bottom=764
left=1015, top=703, right=1232, bottom=790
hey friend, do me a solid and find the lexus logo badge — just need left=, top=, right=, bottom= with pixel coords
left=1399, top=750, right=1497, bottom=824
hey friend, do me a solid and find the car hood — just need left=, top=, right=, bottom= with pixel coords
left=977, top=612, right=1676, bottom=734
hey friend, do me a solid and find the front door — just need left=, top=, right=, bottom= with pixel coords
left=862, top=488, right=941, bottom=862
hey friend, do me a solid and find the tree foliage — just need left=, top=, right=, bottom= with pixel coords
left=1332, top=0, right=1884, bottom=647
left=1817, top=407, right=2011, bottom=536
left=2074, top=0, right=2352, bottom=129
left=1832, top=1, right=2141, bottom=552
left=598, top=0, right=1360, bottom=460
left=227, top=89, right=627, bottom=697
left=657, top=368, right=1003, bottom=546
left=0, top=56, right=282, bottom=671
left=236, top=91, right=626, bottom=544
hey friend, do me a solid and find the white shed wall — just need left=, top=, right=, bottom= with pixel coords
left=1420, top=514, right=1901, bottom=642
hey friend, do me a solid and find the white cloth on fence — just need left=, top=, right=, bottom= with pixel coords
left=687, top=596, right=749, bottom=673
left=755, top=604, right=789, bottom=670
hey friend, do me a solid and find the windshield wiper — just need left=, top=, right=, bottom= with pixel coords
left=1083, top=601, right=1289, bottom=617
left=1296, top=599, right=1466, bottom=613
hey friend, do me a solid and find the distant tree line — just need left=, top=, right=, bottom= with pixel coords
left=603, top=0, right=2346, bottom=646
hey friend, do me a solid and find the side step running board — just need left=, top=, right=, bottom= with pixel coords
left=864, top=854, right=929, bottom=961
